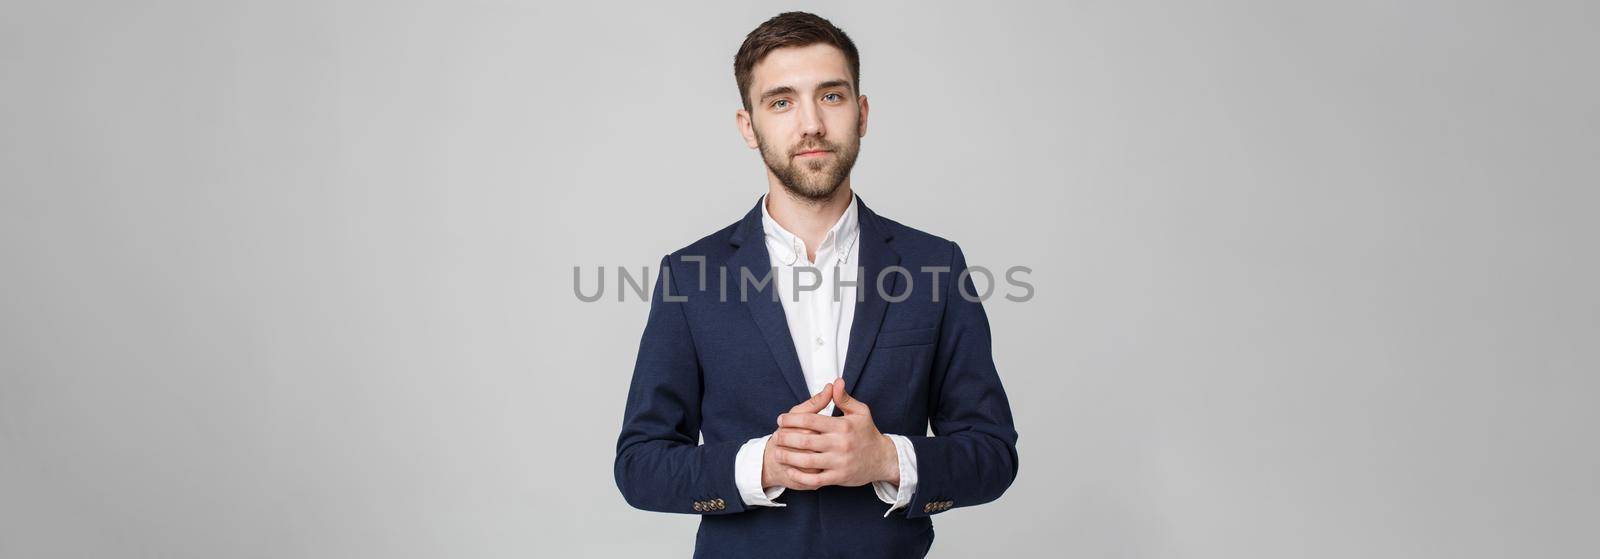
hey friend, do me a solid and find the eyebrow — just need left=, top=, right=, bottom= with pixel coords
left=758, top=79, right=855, bottom=102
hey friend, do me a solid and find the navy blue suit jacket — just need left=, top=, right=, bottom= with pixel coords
left=615, top=196, right=1019, bottom=558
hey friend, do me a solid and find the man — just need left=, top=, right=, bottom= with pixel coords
left=614, top=12, right=1019, bottom=558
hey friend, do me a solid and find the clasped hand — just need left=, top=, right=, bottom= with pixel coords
left=761, top=379, right=899, bottom=491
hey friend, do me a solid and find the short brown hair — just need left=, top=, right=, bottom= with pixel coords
left=733, top=12, right=861, bottom=112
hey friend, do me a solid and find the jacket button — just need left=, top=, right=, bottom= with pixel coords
left=693, top=502, right=704, bottom=512
left=713, top=498, right=725, bottom=509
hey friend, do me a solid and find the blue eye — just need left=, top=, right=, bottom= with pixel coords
left=772, top=99, right=789, bottom=109
left=824, top=93, right=842, bottom=102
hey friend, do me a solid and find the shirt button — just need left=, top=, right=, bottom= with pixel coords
left=815, top=337, right=825, bottom=347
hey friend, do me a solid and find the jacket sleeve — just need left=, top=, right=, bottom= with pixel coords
left=901, top=242, right=1021, bottom=518
left=614, top=254, right=748, bottom=515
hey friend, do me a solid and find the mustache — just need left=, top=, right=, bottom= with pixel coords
left=790, top=141, right=836, bottom=155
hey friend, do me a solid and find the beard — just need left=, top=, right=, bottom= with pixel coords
left=754, top=128, right=860, bottom=202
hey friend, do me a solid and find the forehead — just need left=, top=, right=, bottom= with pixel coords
left=751, top=43, right=853, bottom=92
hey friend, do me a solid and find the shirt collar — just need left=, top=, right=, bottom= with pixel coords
left=759, top=193, right=860, bottom=265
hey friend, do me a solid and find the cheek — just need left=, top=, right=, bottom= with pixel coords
left=826, top=111, right=861, bottom=138
left=755, top=122, right=789, bottom=145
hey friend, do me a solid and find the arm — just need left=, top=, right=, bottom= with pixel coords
left=613, top=254, right=747, bottom=515
left=901, top=242, right=1020, bottom=518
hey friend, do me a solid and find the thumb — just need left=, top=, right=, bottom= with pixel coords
left=833, top=378, right=869, bottom=415
left=790, top=382, right=834, bottom=413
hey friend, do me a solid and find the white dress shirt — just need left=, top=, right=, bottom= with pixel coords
left=732, top=194, right=919, bottom=517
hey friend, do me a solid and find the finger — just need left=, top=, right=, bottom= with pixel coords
left=832, top=378, right=870, bottom=416
left=774, top=448, right=832, bottom=470
left=772, top=431, right=823, bottom=451
left=789, top=382, right=835, bottom=414
left=777, top=412, right=846, bottom=433
left=772, top=430, right=831, bottom=452
left=771, top=429, right=822, bottom=453
left=788, top=469, right=836, bottom=490
left=767, top=464, right=799, bottom=488
left=771, top=444, right=818, bottom=458
left=771, top=464, right=821, bottom=492
left=788, top=469, right=822, bottom=490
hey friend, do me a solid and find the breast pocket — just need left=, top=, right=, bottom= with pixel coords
left=874, top=326, right=938, bottom=349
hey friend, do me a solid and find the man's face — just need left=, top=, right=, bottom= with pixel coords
left=738, top=43, right=868, bottom=201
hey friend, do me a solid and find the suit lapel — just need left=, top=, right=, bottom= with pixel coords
left=728, top=199, right=811, bottom=402
left=839, top=198, right=899, bottom=401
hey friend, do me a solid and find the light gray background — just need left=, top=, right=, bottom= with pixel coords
left=2, top=1, right=1596, bottom=557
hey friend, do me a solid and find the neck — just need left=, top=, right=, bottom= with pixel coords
left=764, top=178, right=853, bottom=261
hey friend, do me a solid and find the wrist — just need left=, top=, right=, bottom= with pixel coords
left=760, top=438, right=776, bottom=487
left=877, top=434, right=900, bottom=484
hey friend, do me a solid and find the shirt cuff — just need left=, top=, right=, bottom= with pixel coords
left=735, top=435, right=786, bottom=507
left=871, top=434, right=918, bottom=517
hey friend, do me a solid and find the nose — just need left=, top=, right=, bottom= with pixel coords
left=798, top=98, right=825, bottom=139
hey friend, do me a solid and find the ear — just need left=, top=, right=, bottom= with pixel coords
left=735, top=109, right=760, bottom=149
left=856, top=94, right=870, bottom=138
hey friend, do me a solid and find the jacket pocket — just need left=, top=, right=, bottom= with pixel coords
left=874, top=327, right=937, bottom=348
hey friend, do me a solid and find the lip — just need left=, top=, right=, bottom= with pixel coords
left=795, top=150, right=832, bottom=158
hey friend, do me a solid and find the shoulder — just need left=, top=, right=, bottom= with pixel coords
left=667, top=220, right=741, bottom=262
left=871, top=212, right=963, bottom=268
left=653, top=218, right=743, bottom=294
